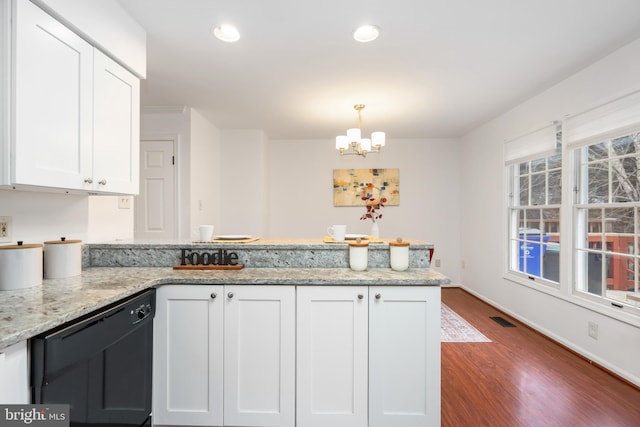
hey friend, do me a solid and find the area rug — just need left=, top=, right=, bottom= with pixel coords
left=441, top=304, right=491, bottom=343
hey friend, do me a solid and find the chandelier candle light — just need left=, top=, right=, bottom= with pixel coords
left=336, top=104, right=385, bottom=157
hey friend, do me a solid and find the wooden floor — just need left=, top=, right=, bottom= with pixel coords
left=441, top=287, right=640, bottom=427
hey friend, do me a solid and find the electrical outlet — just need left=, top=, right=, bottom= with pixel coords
left=0, top=216, right=12, bottom=243
left=435, top=259, right=441, bottom=267
left=588, top=321, right=598, bottom=340
left=118, top=196, right=132, bottom=209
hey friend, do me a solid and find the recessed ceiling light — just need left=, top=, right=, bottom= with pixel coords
left=213, top=24, right=240, bottom=42
left=353, top=25, right=380, bottom=43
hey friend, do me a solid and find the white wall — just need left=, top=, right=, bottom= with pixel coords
left=189, top=109, right=221, bottom=237
left=219, top=130, right=268, bottom=237
left=460, top=37, right=640, bottom=386
left=268, top=137, right=461, bottom=282
left=87, top=195, right=134, bottom=242
left=0, top=189, right=89, bottom=242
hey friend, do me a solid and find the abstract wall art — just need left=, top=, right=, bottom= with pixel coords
left=333, top=168, right=400, bottom=206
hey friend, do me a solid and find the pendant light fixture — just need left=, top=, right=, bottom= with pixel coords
left=336, top=104, right=385, bottom=157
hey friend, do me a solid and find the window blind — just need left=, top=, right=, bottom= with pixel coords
left=564, top=89, right=640, bottom=148
left=504, top=124, right=557, bottom=165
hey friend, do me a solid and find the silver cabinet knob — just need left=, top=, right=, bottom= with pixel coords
left=227, top=292, right=234, bottom=299
left=84, top=178, right=93, bottom=184
left=357, top=293, right=364, bottom=300
left=375, top=293, right=381, bottom=300
left=210, top=292, right=217, bottom=299
left=98, top=179, right=107, bottom=186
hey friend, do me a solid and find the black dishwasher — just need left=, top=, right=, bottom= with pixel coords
left=31, top=289, right=155, bottom=427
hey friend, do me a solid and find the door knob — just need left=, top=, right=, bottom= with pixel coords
left=98, top=179, right=107, bottom=186
left=84, top=178, right=93, bottom=184
left=357, top=293, right=364, bottom=300
left=210, top=292, right=217, bottom=299
left=375, top=293, right=381, bottom=300
left=227, top=292, right=234, bottom=299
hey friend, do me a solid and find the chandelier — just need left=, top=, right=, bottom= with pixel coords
left=336, top=104, right=385, bottom=157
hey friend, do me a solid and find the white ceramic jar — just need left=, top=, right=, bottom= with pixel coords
left=389, top=238, right=410, bottom=271
left=44, top=238, right=82, bottom=279
left=349, top=240, right=369, bottom=271
left=0, top=242, right=43, bottom=290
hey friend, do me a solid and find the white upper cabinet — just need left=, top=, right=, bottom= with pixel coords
left=11, top=0, right=93, bottom=190
left=93, top=49, right=140, bottom=194
left=1, top=0, right=140, bottom=194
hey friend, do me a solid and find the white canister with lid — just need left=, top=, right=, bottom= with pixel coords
left=44, top=238, right=82, bottom=279
left=349, top=239, right=369, bottom=271
left=389, top=238, right=410, bottom=271
left=0, top=242, right=43, bottom=290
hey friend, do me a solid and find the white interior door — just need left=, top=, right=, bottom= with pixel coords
left=135, top=139, right=176, bottom=240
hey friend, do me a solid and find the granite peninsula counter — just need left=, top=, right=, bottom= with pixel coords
left=0, top=238, right=449, bottom=350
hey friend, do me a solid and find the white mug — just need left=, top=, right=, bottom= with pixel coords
left=327, top=225, right=347, bottom=242
left=199, top=225, right=214, bottom=241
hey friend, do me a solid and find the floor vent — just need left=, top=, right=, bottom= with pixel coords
left=490, top=316, right=516, bottom=327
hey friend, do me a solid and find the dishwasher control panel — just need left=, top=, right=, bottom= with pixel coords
left=131, top=302, right=153, bottom=324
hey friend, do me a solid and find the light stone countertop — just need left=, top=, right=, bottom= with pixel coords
left=0, top=266, right=449, bottom=350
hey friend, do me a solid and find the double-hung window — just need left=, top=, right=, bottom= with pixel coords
left=506, top=125, right=561, bottom=285
left=565, top=90, right=640, bottom=313
left=572, top=132, right=640, bottom=309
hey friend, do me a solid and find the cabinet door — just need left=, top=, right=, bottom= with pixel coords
left=93, top=50, right=140, bottom=194
left=224, top=285, right=295, bottom=427
left=369, top=286, right=441, bottom=427
left=153, top=285, right=224, bottom=426
left=0, top=340, right=29, bottom=404
left=12, top=0, right=93, bottom=189
left=296, top=286, right=368, bottom=427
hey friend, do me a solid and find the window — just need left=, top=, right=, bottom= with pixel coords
left=504, top=91, right=640, bottom=319
left=508, top=148, right=561, bottom=285
left=574, top=132, right=640, bottom=308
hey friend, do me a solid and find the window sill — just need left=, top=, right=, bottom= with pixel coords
left=504, top=271, right=640, bottom=328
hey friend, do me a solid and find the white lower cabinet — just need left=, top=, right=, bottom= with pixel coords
left=296, top=286, right=369, bottom=427
left=153, top=285, right=295, bottom=427
left=153, top=285, right=440, bottom=427
left=369, top=286, right=441, bottom=427
left=0, top=340, right=29, bottom=404
left=153, top=285, right=224, bottom=426
left=223, top=285, right=296, bottom=427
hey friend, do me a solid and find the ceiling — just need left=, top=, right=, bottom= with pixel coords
left=117, top=0, right=640, bottom=140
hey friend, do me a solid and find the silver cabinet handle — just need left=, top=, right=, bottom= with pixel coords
left=375, top=293, right=381, bottom=300
left=357, top=293, right=364, bottom=300
left=84, top=178, right=93, bottom=184
left=98, top=179, right=107, bottom=186
left=210, top=292, right=217, bottom=299
left=227, top=292, right=234, bottom=299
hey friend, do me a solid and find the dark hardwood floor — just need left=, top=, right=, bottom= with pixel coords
left=441, top=287, right=640, bottom=427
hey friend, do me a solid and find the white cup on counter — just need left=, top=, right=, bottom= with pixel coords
left=327, top=225, right=347, bottom=242
left=198, top=225, right=214, bottom=242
